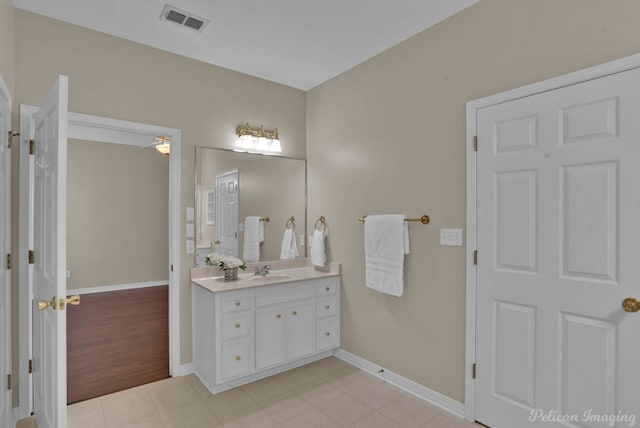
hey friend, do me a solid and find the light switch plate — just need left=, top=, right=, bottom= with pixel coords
left=299, top=234, right=305, bottom=247
left=186, top=223, right=195, bottom=238
left=186, top=207, right=195, bottom=222
left=440, top=228, right=463, bottom=246
left=186, top=239, right=195, bottom=254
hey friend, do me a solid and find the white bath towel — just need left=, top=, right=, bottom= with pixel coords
left=243, top=216, right=264, bottom=262
left=310, top=229, right=326, bottom=267
left=280, top=228, right=299, bottom=260
left=364, top=215, right=409, bottom=297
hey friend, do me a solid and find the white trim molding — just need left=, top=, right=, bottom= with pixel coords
left=464, top=52, right=640, bottom=422
left=70, top=280, right=169, bottom=295
left=333, top=348, right=465, bottom=419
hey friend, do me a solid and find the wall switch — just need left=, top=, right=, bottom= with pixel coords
left=186, top=240, right=195, bottom=254
left=440, top=228, right=463, bottom=246
left=299, top=234, right=305, bottom=247
left=186, top=223, right=195, bottom=238
left=186, top=207, right=195, bottom=222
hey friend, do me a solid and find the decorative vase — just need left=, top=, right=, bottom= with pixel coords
left=224, top=268, right=238, bottom=280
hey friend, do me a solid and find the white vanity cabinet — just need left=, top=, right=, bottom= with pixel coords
left=192, top=274, right=340, bottom=394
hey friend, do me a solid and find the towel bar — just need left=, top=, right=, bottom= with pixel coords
left=359, top=214, right=430, bottom=224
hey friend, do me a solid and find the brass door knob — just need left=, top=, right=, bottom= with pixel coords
left=37, top=297, right=57, bottom=311
left=59, top=295, right=80, bottom=311
left=622, top=298, right=640, bottom=313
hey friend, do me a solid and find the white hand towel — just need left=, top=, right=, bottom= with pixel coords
left=310, top=229, right=326, bottom=267
left=280, top=228, right=299, bottom=260
left=243, top=216, right=263, bottom=262
left=364, top=215, right=409, bottom=297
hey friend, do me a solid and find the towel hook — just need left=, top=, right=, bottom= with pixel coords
left=285, top=216, right=295, bottom=229
left=315, top=216, right=327, bottom=232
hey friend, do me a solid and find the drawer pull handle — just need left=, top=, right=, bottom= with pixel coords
left=235, top=355, right=241, bottom=361
left=235, top=323, right=241, bottom=328
left=325, top=305, right=330, bottom=310
left=235, top=301, right=241, bottom=306
left=276, top=314, right=282, bottom=319
left=325, top=287, right=330, bottom=291
left=292, top=311, right=297, bottom=316
left=325, top=332, right=331, bottom=336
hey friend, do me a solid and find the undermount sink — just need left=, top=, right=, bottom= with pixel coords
left=250, top=274, right=291, bottom=281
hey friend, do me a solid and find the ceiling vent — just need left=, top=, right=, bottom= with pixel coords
left=160, top=4, right=209, bottom=33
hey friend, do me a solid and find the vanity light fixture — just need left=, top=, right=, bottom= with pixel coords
left=235, top=123, right=282, bottom=153
left=154, top=136, right=171, bottom=155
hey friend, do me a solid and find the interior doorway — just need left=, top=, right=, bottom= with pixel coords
left=17, top=109, right=181, bottom=418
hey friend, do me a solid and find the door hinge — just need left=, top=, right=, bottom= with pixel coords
left=8, top=131, right=19, bottom=148
left=472, top=363, right=476, bottom=379
left=6, top=254, right=10, bottom=270
left=473, top=250, right=478, bottom=265
left=473, top=135, right=478, bottom=151
left=28, top=359, right=33, bottom=374
left=6, top=374, right=11, bottom=390
left=29, top=139, right=35, bottom=155
left=170, top=264, right=174, bottom=272
left=28, top=250, right=34, bottom=265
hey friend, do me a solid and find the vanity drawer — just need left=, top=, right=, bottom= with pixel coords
left=316, top=317, right=339, bottom=351
left=221, top=293, right=254, bottom=313
left=221, top=337, right=254, bottom=381
left=316, top=296, right=337, bottom=318
left=256, top=284, right=313, bottom=307
left=222, top=312, right=253, bottom=339
left=315, top=279, right=338, bottom=296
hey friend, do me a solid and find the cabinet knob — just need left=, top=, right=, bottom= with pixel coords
left=235, top=355, right=241, bottom=361
left=325, top=287, right=330, bottom=291
left=235, top=323, right=241, bottom=328
left=235, top=301, right=241, bottom=306
left=292, top=311, right=297, bottom=316
left=325, top=332, right=331, bottom=336
left=276, top=314, right=282, bottom=319
left=325, top=305, right=330, bottom=310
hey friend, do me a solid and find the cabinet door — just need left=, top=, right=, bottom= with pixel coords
left=255, top=305, right=286, bottom=369
left=286, top=300, right=315, bottom=360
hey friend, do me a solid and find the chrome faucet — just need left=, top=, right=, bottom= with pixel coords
left=254, top=265, right=271, bottom=276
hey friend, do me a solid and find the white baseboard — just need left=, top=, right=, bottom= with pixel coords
left=176, top=362, right=194, bottom=377
left=333, top=348, right=465, bottom=419
left=70, top=280, right=169, bottom=295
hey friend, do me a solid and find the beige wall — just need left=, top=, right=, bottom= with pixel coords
left=67, top=139, right=169, bottom=289
left=307, top=0, right=640, bottom=403
left=13, top=10, right=307, bottom=368
left=0, top=0, right=14, bottom=92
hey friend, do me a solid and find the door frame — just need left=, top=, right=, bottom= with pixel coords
left=464, top=52, right=640, bottom=422
left=17, top=109, right=181, bottom=418
left=0, top=73, right=12, bottom=428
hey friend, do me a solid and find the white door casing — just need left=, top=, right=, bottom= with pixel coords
left=32, top=75, right=68, bottom=428
left=471, top=66, right=640, bottom=427
left=0, top=73, right=12, bottom=428
left=216, top=169, right=239, bottom=257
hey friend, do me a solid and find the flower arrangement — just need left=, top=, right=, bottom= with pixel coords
left=206, top=252, right=247, bottom=271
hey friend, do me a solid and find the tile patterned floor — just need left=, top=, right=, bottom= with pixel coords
left=67, top=357, right=480, bottom=428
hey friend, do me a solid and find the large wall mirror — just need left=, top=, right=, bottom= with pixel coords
left=195, top=147, right=307, bottom=265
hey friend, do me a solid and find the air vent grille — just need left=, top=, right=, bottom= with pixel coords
left=160, top=4, right=209, bottom=33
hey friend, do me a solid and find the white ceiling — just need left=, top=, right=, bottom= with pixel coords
left=12, top=0, right=479, bottom=90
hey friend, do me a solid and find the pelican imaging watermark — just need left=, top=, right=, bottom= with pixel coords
left=529, top=409, right=636, bottom=426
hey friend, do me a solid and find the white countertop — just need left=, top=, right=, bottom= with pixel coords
left=191, top=259, right=340, bottom=293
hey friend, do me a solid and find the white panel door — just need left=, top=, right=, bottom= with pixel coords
left=32, top=75, right=68, bottom=428
left=0, top=74, right=11, bottom=428
left=216, top=169, right=238, bottom=257
left=476, top=68, right=640, bottom=427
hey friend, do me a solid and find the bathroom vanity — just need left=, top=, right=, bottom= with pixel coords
left=191, top=260, right=340, bottom=393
